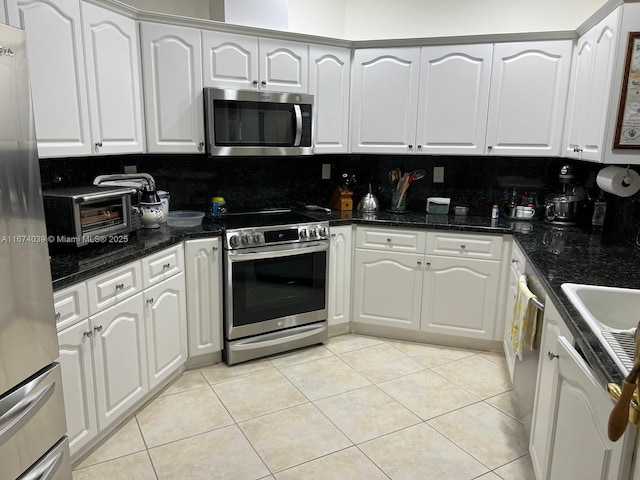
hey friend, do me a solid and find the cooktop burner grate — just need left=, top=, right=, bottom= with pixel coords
left=601, top=330, right=636, bottom=373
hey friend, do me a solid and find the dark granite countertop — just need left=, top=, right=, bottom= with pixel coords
left=50, top=208, right=640, bottom=386
left=49, top=218, right=222, bottom=291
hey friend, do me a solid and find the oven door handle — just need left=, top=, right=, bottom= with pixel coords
left=228, top=242, right=327, bottom=261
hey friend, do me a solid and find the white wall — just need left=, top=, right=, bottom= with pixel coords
left=120, top=0, right=608, bottom=39
left=289, top=0, right=609, bottom=40
left=224, top=0, right=288, bottom=30
left=122, top=0, right=212, bottom=19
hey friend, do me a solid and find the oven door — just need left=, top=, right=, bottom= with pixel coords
left=225, top=241, right=328, bottom=341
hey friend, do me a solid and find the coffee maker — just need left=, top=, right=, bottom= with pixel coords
left=544, top=164, right=583, bottom=225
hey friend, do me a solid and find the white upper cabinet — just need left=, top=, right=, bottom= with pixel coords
left=258, top=38, right=308, bottom=93
left=140, top=22, right=205, bottom=153
left=7, top=0, right=92, bottom=157
left=203, top=33, right=308, bottom=92
left=1, top=1, right=6, bottom=24
left=81, top=2, right=144, bottom=155
left=350, top=47, right=421, bottom=153
left=564, top=8, right=620, bottom=162
left=309, top=44, right=350, bottom=153
left=416, top=44, right=492, bottom=155
left=486, top=40, right=572, bottom=156
left=202, top=31, right=259, bottom=89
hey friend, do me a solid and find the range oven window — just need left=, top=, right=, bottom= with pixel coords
left=231, top=250, right=326, bottom=327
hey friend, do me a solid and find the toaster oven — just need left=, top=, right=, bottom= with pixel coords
left=42, top=186, right=137, bottom=247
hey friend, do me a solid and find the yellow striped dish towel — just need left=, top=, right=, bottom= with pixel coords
left=510, top=274, right=538, bottom=360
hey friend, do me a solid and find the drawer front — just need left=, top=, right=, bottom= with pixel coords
left=142, top=244, right=184, bottom=288
left=87, top=261, right=141, bottom=314
left=356, top=227, right=426, bottom=253
left=426, top=232, right=503, bottom=259
left=53, top=283, right=89, bottom=331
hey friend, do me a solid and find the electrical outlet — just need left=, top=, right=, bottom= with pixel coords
left=322, top=163, right=331, bottom=180
left=433, top=166, right=444, bottom=183
left=124, top=165, right=137, bottom=174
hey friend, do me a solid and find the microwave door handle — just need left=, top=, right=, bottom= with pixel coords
left=293, top=104, right=303, bottom=146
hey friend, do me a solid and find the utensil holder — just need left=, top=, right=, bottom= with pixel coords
left=391, top=191, right=407, bottom=212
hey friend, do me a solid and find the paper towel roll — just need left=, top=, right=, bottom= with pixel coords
left=596, top=166, right=640, bottom=197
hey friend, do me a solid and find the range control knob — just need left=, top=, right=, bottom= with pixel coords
left=309, top=227, right=318, bottom=238
left=229, top=235, right=242, bottom=248
left=299, top=228, right=308, bottom=239
left=253, top=232, right=264, bottom=244
left=318, top=226, right=328, bottom=237
left=241, top=234, right=251, bottom=245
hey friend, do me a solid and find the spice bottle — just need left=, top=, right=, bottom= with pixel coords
left=491, top=204, right=499, bottom=219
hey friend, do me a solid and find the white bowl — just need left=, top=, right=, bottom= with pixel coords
left=166, top=210, right=205, bottom=228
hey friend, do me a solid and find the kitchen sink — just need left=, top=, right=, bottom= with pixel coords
left=561, top=283, right=640, bottom=375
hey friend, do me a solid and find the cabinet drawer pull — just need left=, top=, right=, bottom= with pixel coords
left=460, top=244, right=466, bottom=249
left=115, top=283, right=125, bottom=291
left=548, top=351, right=559, bottom=360
left=417, top=261, right=422, bottom=266
left=212, top=246, right=218, bottom=251
left=512, top=259, right=519, bottom=263
left=386, top=238, right=392, bottom=243
left=94, top=325, right=103, bottom=333
left=55, top=312, right=61, bottom=319
left=163, top=263, right=171, bottom=269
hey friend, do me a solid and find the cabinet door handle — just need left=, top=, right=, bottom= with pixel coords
left=55, top=312, right=61, bottom=319
left=147, top=298, right=154, bottom=305
left=198, top=141, right=204, bottom=151
left=94, top=325, right=103, bottom=333
left=460, top=244, right=466, bottom=249
left=417, top=145, right=422, bottom=150
left=487, top=145, right=493, bottom=151
left=386, top=238, right=392, bottom=243
left=252, top=79, right=258, bottom=86
left=94, top=141, right=103, bottom=150
left=84, top=330, right=92, bottom=338
left=212, top=246, right=218, bottom=252
left=261, top=80, right=267, bottom=86
left=408, top=145, right=413, bottom=150
left=417, top=261, right=422, bottom=266
left=512, top=259, right=519, bottom=263
left=548, top=351, right=559, bottom=360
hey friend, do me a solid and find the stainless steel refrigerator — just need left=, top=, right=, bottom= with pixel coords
left=0, top=23, right=71, bottom=480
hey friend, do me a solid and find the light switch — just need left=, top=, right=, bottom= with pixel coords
left=433, top=166, right=444, bottom=183
left=322, top=163, right=331, bottom=180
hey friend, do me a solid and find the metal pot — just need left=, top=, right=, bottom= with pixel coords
left=545, top=193, right=578, bottom=222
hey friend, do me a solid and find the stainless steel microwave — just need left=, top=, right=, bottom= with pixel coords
left=204, top=88, right=313, bottom=156
left=42, top=186, right=137, bottom=247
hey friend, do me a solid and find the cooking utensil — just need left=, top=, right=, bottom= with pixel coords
left=608, top=322, right=640, bottom=441
left=411, top=169, right=426, bottom=181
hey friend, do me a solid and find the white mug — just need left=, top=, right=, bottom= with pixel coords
left=516, top=206, right=535, bottom=218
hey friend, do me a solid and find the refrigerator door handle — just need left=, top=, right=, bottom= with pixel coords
left=19, top=448, right=64, bottom=480
left=0, top=375, right=55, bottom=445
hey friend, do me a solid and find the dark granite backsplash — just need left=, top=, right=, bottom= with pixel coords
left=39, top=153, right=640, bottom=245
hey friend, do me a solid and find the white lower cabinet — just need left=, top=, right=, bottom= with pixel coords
left=353, top=249, right=424, bottom=330
left=421, top=255, right=501, bottom=339
left=144, top=272, right=188, bottom=390
left=328, top=225, right=352, bottom=331
left=530, top=299, right=634, bottom=479
left=91, top=293, right=147, bottom=431
left=353, top=227, right=504, bottom=340
left=185, top=238, right=223, bottom=357
left=56, top=245, right=189, bottom=459
left=57, top=318, right=98, bottom=456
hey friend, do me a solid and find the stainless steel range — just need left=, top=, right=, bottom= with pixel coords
left=219, top=210, right=329, bottom=364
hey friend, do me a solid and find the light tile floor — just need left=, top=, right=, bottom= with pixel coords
left=72, top=334, right=536, bottom=480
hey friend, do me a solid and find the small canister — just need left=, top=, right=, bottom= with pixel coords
left=211, top=196, right=228, bottom=217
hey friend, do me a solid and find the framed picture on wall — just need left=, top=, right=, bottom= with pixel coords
left=615, top=32, right=640, bottom=148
